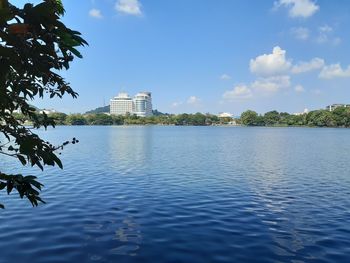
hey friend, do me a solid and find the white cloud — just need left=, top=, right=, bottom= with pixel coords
left=223, top=85, right=252, bottom=100
left=171, top=101, right=183, bottom=107
left=291, top=58, right=325, bottom=74
left=311, top=89, right=322, bottom=95
left=319, top=25, right=333, bottom=33
left=319, top=64, right=350, bottom=79
left=317, top=25, right=332, bottom=43
left=250, top=46, right=292, bottom=76
left=220, top=74, right=231, bottom=80
left=274, top=0, right=319, bottom=18
left=89, top=8, right=103, bottom=19
left=291, top=27, right=309, bottom=40
left=294, top=85, right=305, bottom=92
left=251, top=76, right=291, bottom=92
left=187, top=96, right=201, bottom=105
left=115, top=0, right=142, bottom=16
left=316, top=25, right=341, bottom=45
left=172, top=96, right=201, bottom=108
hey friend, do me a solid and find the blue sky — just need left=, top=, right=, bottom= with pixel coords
left=18, top=0, right=350, bottom=114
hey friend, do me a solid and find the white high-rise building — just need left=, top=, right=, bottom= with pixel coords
left=110, top=92, right=133, bottom=115
left=133, top=92, right=153, bottom=117
left=110, top=91, right=153, bottom=117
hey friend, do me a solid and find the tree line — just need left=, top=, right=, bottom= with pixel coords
left=13, top=107, right=350, bottom=127
left=240, top=108, right=350, bottom=127
left=14, top=112, right=233, bottom=126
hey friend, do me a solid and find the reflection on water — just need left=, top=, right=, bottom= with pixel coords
left=108, top=126, right=153, bottom=171
left=0, top=126, right=350, bottom=263
left=112, top=216, right=142, bottom=255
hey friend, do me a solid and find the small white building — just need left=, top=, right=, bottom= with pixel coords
left=293, top=108, right=309, bottom=116
left=218, top=112, right=233, bottom=118
left=39, top=109, right=57, bottom=114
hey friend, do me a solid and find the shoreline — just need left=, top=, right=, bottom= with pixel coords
left=31, top=124, right=350, bottom=129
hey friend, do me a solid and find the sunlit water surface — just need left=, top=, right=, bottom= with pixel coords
left=1, top=126, right=350, bottom=263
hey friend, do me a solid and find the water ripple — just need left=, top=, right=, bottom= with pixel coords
left=1, top=126, right=350, bottom=262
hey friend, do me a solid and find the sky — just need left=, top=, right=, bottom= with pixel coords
left=14, top=0, right=350, bottom=115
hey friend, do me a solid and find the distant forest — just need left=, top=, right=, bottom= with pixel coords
left=12, top=106, right=350, bottom=127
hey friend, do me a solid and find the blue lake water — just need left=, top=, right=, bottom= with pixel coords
left=1, top=126, right=350, bottom=263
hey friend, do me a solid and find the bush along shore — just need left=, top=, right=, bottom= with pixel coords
left=12, top=107, right=350, bottom=127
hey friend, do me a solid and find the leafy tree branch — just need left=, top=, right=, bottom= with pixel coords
left=0, top=0, right=87, bottom=208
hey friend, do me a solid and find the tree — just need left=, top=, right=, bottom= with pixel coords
left=264, top=110, right=280, bottom=126
left=307, top=110, right=336, bottom=127
left=0, top=0, right=87, bottom=208
left=86, top=114, right=113, bottom=125
left=65, top=114, right=87, bottom=125
left=240, top=110, right=259, bottom=126
left=49, top=112, right=67, bottom=125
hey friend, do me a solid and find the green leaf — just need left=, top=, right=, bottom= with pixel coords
left=68, top=47, right=82, bottom=58
left=7, top=182, right=13, bottom=194
left=35, top=196, right=46, bottom=204
left=53, top=154, right=63, bottom=169
left=0, top=7, right=13, bottom=25
left=17, top=154, right=27, bottom=165
left=0, top=182, right=6, bottom=190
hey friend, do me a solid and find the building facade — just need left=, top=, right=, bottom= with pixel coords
left=110, top=92, right=133, bottom=115
left=133, top=92, right=153, bottom=117
left=110, top=91, right=153, bottom=117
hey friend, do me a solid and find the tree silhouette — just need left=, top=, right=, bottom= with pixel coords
left=0, top=0, right=87, bottom=208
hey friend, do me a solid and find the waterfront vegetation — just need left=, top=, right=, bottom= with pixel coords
left=12, top=106, right=350, bottom=127
left=14, top=112, right=230, bottom=126
left=240, top=108, right=350, bottom=127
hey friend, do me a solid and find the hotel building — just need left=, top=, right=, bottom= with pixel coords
left=110, top=91, right=153, bottom=117
left=110, top=92, right=133, bottom=115
left=133, top=92, right=153, bottom=117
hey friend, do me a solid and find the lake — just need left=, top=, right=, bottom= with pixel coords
left=1, top=126, right=350, bottom=263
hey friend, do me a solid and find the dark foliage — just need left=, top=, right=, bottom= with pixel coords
left=0, top=0, right=86, bottom=208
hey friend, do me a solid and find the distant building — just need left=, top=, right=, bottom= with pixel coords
left=39, top=109, right=57, bottom=114
left=110, top=92, right=133, bottom=115
left=326, top=104, right=350, bottom=112
left=293, top=108, right=309, bottom=116
left=133, top=92, right=153, bottom=117
left=218, top=112, right=233, bottom=118
left=110, top=91, right=153, bottom=117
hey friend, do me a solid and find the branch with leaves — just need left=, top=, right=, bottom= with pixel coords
left=0, top=0, right=87, bottom=208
